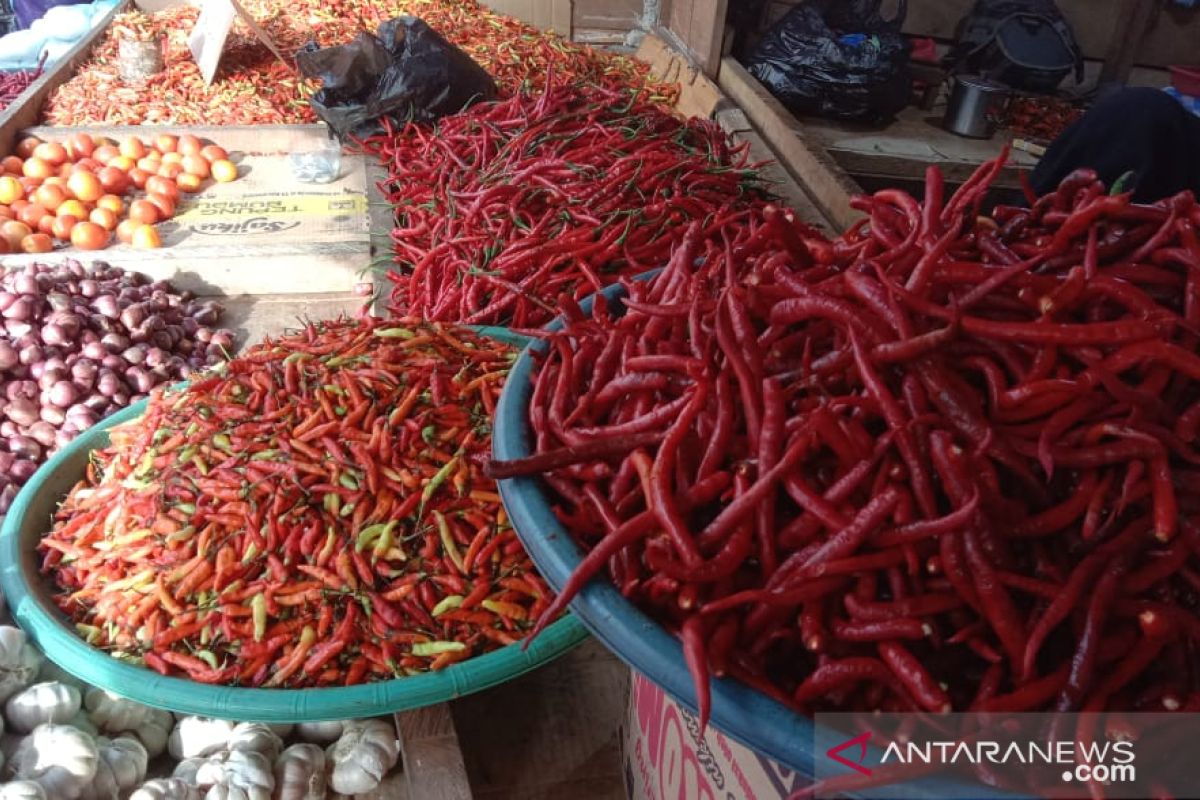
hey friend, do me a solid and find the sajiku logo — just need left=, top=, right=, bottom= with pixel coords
left=826, top=731, right=873, bottom=776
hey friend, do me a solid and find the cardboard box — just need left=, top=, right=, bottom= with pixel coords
left=623, top=673, right=808, bottom=800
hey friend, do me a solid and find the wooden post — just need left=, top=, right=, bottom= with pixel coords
left=395, top=704, right=473, bottom=800
left=1097, top=0, right=1157, bottom=87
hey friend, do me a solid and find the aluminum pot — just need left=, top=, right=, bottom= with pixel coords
left=943, top=74, right=1011, bottom=138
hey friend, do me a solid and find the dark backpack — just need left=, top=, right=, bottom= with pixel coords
left=946, top=0, right=1083, bottom=93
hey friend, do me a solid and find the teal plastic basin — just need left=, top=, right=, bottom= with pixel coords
left=0, top=326, right=588, bottom=721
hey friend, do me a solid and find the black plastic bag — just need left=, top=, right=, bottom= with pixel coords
left=743, top=1, right=911, bottom=124
left=298, top=16, right=497, bottom=141
left=945, top=0, right=1083, bottom=93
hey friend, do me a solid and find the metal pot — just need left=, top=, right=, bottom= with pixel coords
left=943, top=75, right=1011, bottom=139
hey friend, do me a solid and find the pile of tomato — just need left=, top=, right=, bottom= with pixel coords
left=0, top=132, right=239, bottom=255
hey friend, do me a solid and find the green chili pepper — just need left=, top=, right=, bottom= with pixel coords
left=411, top=641, right=467, bottom=657
left=250, top=593, right=267, bottom=642
left=431, top=594, right=463, bottom=616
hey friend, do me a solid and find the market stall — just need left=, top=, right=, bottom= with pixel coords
left=0, top=0, right=1197, bottom=798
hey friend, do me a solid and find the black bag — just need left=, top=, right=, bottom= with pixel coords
left=743, top=0, right=912, bottom=124
left=298, top=17, right=497, bottom=141
left=946, top=0, right=1083, bottom=93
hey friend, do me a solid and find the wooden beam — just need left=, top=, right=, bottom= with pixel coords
left=635, top=33, right=723, bottom=120
left=395, top=704, right=473, bottom=800
left=1098, top=0, right=1157, bottom=86
left=717, top=57, right=862, bottom=231
left=0, top=0, right=129, bottom=156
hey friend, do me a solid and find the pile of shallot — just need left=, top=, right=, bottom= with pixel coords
left=0, top=260, right=230, bottom=516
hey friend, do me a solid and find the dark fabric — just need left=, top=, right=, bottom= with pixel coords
left=946, top=0, right=1083, bottom=92
left=1031, top=88, right=1200, bottom=203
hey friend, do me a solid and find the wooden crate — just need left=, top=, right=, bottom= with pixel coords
left=0, top=0, right=130, bottom=155
left=1, top=124, right=372, bottom=296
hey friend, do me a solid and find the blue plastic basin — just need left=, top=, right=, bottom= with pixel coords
left=0, top=327, right=588, bottom=722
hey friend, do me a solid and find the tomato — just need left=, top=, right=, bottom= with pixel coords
left=107, top=155, right=136, bottom=173
left=200, top=145, right=229, bottom=163
left=32, top=142, right=68, bottom=166
left=14, top=137, right=41, bottom=159
left=67, top=133, right=95, bottom=160
left=115, top=218, right=138, bottom=244
left=128, top=199, right=159, bottom=225
left=74, top=158, right=102, bottom=172
left=92, top=145, right=120, bottom=164
left=22, top=158, right=54, bottom=179
left=128, top=168, right=151, bottom=190
left=146, top=192, right=175, bottom=220
left=0, top=176, right=23, bottom=205
left=17, top=203, right=48, bottom=229
left=0, top=207, right=13, bottom=221
left=34, top=184, right=67, bottom=212
left=1, top=156, right=23, bottom=174
left=36, top=214, right=55, bottom=236
left=96, top=194, right=124, bottom=214
left=97, top=167, right=129, bottom=194
left=0, top=220, right=32, bottom=250
left=70, top=220, right=109, bottom=250
left=154, top=134, right=179, bottom=154
left=181, top=154, right=210, bottom=179
left=56, top=199, right=88, bottom=219
left=89, top=207, right=119, bottom=231
left=136, top=156, right=162, bottom=173
left=157, top=162, right=185, bottom=180
left=160, top=151, right=184, bottom=166
left=177, top=134, right=203, bottom=156
left=145, top=175, right=179, bottom=201
left=66, top=171, right=102, bottom=203
left=210, top=160, right=238, bottom=183
left=119, top=136, right=148, bottom=160
left=131, top=223, right=161, bottom=250
left=20, top=232, right=53, bottom=253
left=176, top=173, right=204, bottom=193
left=51, top=214, right=78, bottom=241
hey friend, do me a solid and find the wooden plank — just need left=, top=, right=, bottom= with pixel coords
left=5, top=125, right=371, bottom=295
left=0, top=0, right=130, bottom=156
left=718, top=57, right=862, bottom=231
left=659, top=0, right=728, bottom=78
left=452, top=639, right=628, bottom=800
left=217, top=292, right=366, bottom=349
left=573, top=0, right=643, bottom=32
left=395, top=704, right=472, bottom=800
left=715, top=108, right=834, bottom=234
left=797, top=106, right=1037, bottom=188
left=634, top=33, right=723, bottom=120
left=480, top=0, right=572, bottom=34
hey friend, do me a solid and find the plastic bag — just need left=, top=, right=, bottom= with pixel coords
left=298, top=16, right=496, bottom=141
left=743, top=0, right=911, bottom=124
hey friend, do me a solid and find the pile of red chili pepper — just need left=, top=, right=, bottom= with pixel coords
left=1003, top=95, right=1086, bottom=142
left=490, top=155, right=1200, bottom=731
left=0, top=56, right=45, bottom=113
left=40, top=319, right=554, bottom=687
left=364, top=83, right=771, bottom=326
left=43, top=0, right=675, bottom=126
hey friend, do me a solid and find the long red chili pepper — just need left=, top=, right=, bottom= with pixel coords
left=489, top=153, right=1200, bottom=730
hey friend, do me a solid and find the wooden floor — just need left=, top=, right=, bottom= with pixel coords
left=798, top=105, right=1039, bottom=187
